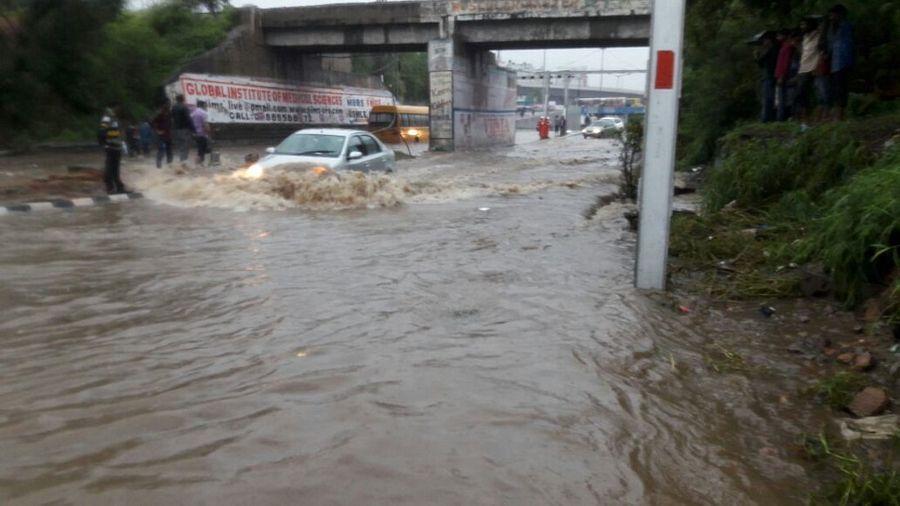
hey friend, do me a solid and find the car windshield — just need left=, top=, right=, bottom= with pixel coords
left=592, top=119, right=617, bottom=127
left=274, top=134, right=345, bottom=158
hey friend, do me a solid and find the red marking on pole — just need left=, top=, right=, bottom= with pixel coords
left=655, top=50, right=675, bottom=89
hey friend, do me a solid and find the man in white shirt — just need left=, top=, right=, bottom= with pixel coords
left=795, top=16, right=826, bottom=122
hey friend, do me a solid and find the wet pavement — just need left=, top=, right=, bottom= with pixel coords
left=1, top=134, right=825, bottom=504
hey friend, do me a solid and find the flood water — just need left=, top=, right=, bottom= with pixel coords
left=1, top=135, right=822, bottom=505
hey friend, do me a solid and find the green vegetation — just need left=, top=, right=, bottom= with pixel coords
left=617, top=117, right=643, bottom=200
left=808, top=372, right=867, bottom=409
left=0, top=0, right=236, bottom=147
left=803, top=433, right=900, bottom=505
left=670, top=114, right=899, bottom=322
left=669, top=208, right=801, bottom=299
left=704, top=116, right=898, bottom=212
left=352, top=53, right=429, bottom=105
left=681, top=0, right=900, bottom=168
left=802, top=146, right=900, bottom=307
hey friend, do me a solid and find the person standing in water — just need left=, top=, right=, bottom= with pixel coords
left=98, top=105, right=128, bottom=194
left=191, top=101, right=211, bottom=165
left=151, top=100, right=173, bottom=169
left=171, top=94, right=195, bottom=163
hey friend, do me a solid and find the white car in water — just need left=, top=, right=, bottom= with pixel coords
left=581, top=117, right=625, bottom=139
left=246, top=129, right=396, bottom=178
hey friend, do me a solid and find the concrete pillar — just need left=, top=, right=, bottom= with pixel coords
left=428, top=38, right=518, bottom=152
left=428, top=38, right=456, bottom=151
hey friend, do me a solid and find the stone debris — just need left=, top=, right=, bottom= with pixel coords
left=799, top=263, right=831, bottom=297
left=836, top=352, right=855, bottom=364
left=852, top=352, right=876, bottom=372
left=847, top=387, right=890, bottom=418
left=838, top=415, right=900, bottom=441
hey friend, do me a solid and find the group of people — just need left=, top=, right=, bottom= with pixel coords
left=553, top=115, right=568, bottom=136
left=98, top=95, right=211, bottom=194
left=535, top=116, right=568, bottom=140
left=755, top=3, right=854, bottom=123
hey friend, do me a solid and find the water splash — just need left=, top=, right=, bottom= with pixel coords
left=132, top=165, right=409, bottom=212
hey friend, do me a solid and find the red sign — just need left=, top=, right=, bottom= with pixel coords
left=654, top=50, right=675, bottom=90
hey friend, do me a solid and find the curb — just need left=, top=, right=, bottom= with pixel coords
left=0, top=193, right=143, bottom=216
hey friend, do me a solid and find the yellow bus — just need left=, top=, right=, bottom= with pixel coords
left=368, top=105, right=430, bottom=144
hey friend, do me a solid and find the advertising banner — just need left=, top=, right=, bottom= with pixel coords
left=172, top=73, right=395, bottom=126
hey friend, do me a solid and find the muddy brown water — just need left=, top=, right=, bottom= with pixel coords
left=1, top=135, right=831, bottom=505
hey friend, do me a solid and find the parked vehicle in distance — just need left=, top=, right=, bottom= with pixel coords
left=581, top=117, right=625, bottom=139
left=368, top=105, right=430, bottom=144
left=244, top=129, right=396, bottom=178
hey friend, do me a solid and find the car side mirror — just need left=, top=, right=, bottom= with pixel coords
left=348, top=150, right=364, bottom=160
left=265, top=147, right=276, bottom=154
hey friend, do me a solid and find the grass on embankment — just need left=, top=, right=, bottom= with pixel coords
left=669, top=113, right=900, bottom=324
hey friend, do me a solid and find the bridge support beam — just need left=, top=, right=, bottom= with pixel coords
left=428, top=38, right=517, bottom=152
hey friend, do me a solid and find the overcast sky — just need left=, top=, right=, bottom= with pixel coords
left=133, top=0, right=649, bottom=91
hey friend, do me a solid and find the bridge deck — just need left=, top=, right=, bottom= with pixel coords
left=260, top=0, right=651, bottom=50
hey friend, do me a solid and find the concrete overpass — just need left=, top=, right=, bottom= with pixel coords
left=518, top=82, right=645, bottom=104
left=262, top=1, right=650, bottom=52
left=249, top=0, right=651, bottom=150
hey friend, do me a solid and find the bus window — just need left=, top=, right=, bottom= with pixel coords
left=369, top=112, right=396, bottom=127
left=369, top=106, right=430, bottom=144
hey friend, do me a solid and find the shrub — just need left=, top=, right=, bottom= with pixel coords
left=703, top=120, right=880, bottom=212
left=800, top=145, right=900, bottom=307
left=617, top=117, right=643, bottom=200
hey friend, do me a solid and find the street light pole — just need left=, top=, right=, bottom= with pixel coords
left=542, top=50, right=550, bottom=116
left=634, top=0, right=687, bottom=290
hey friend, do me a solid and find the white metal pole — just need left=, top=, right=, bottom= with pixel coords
left=599, top=49, right=605, bottom=93
left=542, top=50, right=550, bottom=116
left=635, top=0, right=687, bottom=290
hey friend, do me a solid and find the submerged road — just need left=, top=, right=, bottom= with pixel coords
left=1, top=136, right=816, bottom=505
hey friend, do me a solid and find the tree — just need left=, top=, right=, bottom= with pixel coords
left=679, top=0, right=900, bottom=166
left=182, top=0, right=229, bottom=14
left=352, top=52, right=429, bottom=104
left=0, top=0, right=236, bottom=146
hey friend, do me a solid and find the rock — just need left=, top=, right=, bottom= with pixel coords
left=853, top=324, right=865, bottom=334
left=799, top=263, right=831, bottom=297
left=758, top=446, right=778, bottom=458
left=716, top=260, right=737, bottom=273
left=740, top=228, right=759, bottom=238
left=838, top=415, right=900, bottom=441
left=863, top=299, right=883, bottom=322
left=890, top=361, right=900, bottom=377
left=624, top=210, right=639, bottom=231
left=836, top=352, right=856, bottom=364
left=673, top=173, right=698, bottom=195
left=847, top=387, right=890, bottom=417
left=759, top=306, right=776, bottom=318
left=852, top=352, right=876, bottom=372
left=824, top=347, right=839, bottom=357
left=788, top=338, right=821, bottom=356
left=798, top=314, right=811, bottom=324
